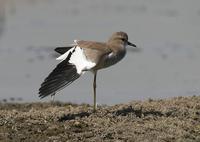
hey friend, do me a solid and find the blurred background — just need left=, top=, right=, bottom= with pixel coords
left=0, top=0, right=200, bottom=104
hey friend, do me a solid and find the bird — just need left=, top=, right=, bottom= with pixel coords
left=38, top=31, right=137, bottom=112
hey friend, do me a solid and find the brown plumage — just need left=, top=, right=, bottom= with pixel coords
left=39, top=31, right=137, bottom=111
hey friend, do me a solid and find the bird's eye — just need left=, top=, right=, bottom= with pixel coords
left=121, top=38, right=126, bottom=41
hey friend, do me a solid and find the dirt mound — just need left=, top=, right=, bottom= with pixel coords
left=0, top=96, right=200, bottom=142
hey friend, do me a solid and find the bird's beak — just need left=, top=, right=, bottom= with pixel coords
left=127, top=41, right=137, bottom=48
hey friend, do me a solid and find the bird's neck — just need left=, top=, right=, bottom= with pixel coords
left=107, top=41, right=126, bottom=53
left=108, top=43, right=126, bottom=60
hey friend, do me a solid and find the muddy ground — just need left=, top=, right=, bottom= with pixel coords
left=0, top=96, right=200, bottom=142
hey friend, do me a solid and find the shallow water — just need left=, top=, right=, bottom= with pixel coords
left=0, top=0, right=200, bottom=104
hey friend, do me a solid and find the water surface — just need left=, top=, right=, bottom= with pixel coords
left=0, top=0, right=200, bottom=104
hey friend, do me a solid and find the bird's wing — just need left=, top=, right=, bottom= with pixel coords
left=56, top=45, right=96, bottom=74
left=39, top=55, right=80, bottom=99
left=77, top=40, right=111, bottom=52
left=54, top=41, right=78, bottom=54
left=76, top=40, right=112, bottom=64
left=56, top=40, right=112, bottom=63
left=39, top=41, right=102, bottom=98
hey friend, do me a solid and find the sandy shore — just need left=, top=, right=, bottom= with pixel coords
left=0, top=96, right=200, bottom=142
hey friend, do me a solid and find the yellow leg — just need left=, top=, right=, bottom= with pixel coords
left=93, top=71, right=97, bottom=112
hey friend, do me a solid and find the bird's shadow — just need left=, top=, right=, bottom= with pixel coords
left=58, top=111, right=92, bottom=122
left=57, top=106, right=164, bottom=122
left=114, top=106, right=164, bottom=118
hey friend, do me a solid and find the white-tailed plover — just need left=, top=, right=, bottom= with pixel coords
left=39, top=32, right=137, bottom=111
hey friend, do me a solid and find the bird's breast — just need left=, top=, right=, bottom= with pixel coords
left=101, top=50, right=126, bottom=69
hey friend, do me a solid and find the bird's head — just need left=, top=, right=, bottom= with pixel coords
left=108, top=32, right=137, bottom=48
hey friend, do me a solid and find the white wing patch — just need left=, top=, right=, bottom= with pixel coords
left=56, top=39, right=79, bottom=61
left=56, top=46, right=96, bottom=74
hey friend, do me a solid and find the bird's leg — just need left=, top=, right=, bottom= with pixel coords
left=51, top=92, right=55, bottom=103
left=93, top=71, right=97, bottom=112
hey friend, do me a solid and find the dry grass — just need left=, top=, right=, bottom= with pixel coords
left=0, top=96, right=200, bottom=142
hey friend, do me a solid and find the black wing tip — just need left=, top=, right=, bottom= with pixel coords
left=38, top=90, right=55, bottom=99
left=38, top=94, right=45, bottom=99
left=38, top=84, right=56, bottom=99
left=38, top=60, right=80, bottom=99
left=38, top=90, right=47, bottom=99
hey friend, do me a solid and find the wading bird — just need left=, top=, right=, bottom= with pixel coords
left=39, top=32, right=137, bottom=111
